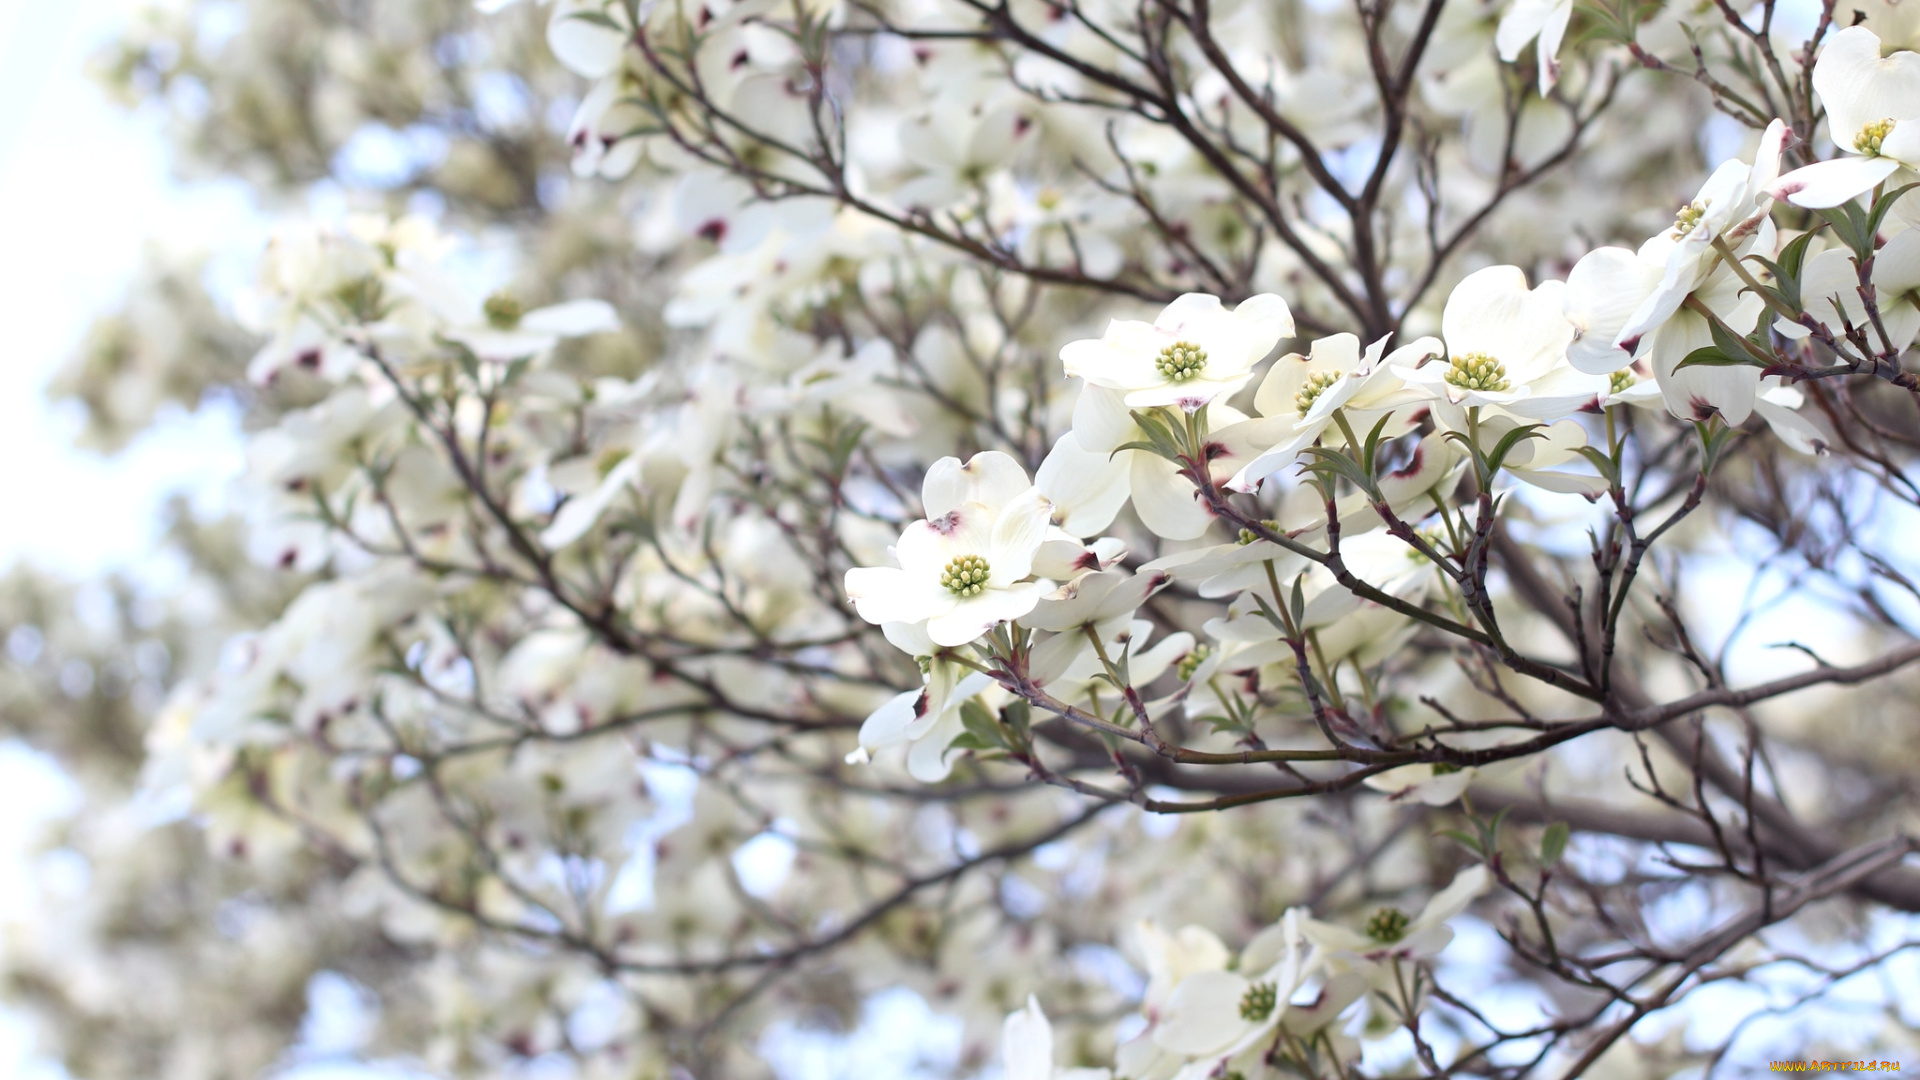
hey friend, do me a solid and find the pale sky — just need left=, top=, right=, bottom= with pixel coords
left=0, top=0, right=254, bottom=580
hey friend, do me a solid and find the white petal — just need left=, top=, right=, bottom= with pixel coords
left=959, top=450, right=1034, bottom=513
left=1414, top=864, right=1491, bottom=928
left=988, top=488, right=1053, bottom=584
left=857, top=689, right=926, bottom=749
left=521, top=299, right=620, bottom=336
left=1070, top=383, right=1138, bottom=455
left=1003, top=997, right=1054, bottom=1080
left=920, top=457, right=969, bottom=519
left=1028, top=629, right=1091, bottom=686
left=1061, top=332, right=1162, bottom=391
left=1564, top=247, right=1659, bottom=373
left=897, top=508, right=992, bottom=577
left=906, top=709, right=966, bottom=781
left=927, top=582, right=1048, bottom=646
left=1037, top=435, right=1130, bottom=537
left=1152, top=293, right=1227, bottom=334
left=845, top=567, right=952, bottom=625
left=1649, top=310, right=1760, bottom=425
left=1152, top=970, right=1252, bottom=1056
left=1754, top=396, right=1832, bottom=455
left=1128, top=452, right=1214, bottom=540
left=1773, top=155, right=1901, bottom=209
left=548, top=1, right=627, bottom=78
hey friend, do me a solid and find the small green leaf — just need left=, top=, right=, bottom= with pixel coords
left=959, top=699, right=1005, bottom=750
left=1866, top=182, right=1920, bottom=242
left=1485, top=423, right=1547, bottom=476
left=1540, top=821, right=1570, bottom=865
left=1672, top=345, right=1758, bottom=372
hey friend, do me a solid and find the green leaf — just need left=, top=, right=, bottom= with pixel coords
left=1485, top=423, right=1547, bottom=476
left=563, top=10, right=625, bottom=31
left=1672, top=345, right=1760, bottom=372
left=1001, top=700, right=1031, bottom=742
left=1540, top=821, right=1570, bottom=865
left=1817, top=200, right=1875, bottom=261
left=1360, top=411, right=1396, bottom=476
left=1572, top=445, right=1620, bottom=489
left=1436, top=828, right=1484, bottom=856
left=1249, top=589, right=1290, bottom=635
left=959, top=699, right=1005, bottom=751
left=1867, top=182, right=1920, bottom=242
left=1300, top=446, right=1382, bottom=501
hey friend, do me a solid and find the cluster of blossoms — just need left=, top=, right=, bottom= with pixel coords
left=1001, top=866, right=1488, bottom=1080
left=12, top=0, right=1920, bottom=1076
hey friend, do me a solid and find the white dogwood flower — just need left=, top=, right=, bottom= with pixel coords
left=1399, top=265, right=1607, bottom=420
left=1149, top=909, right=1312, bottom=1070
left=1597, top=119, right=1787, bottom=355
left=1060, top=292, right=1295, bottom=410
left=844, top=452, right=1053, bottom=647
left=1772, top=28, right=1920, bottom=208
left=1225, top=331, right=1438, bottom=493
left=1302, top=865, right=1490, bottom=979
left=1564, top=218, right=1777, bottom=424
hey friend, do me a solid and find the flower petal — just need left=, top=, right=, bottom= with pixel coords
left=988, top=488, right=1053, bottom=584
left=1129, top=451, right=1213, bottom=540
left=1152, top=970, right=1252, bottom=1057
left=1564, top=247, right=1659, bottom=373
left=845, top=566, right=952, bottom=625
left=521, top=299, right=621, bottom=336
left=927, top=582, right=1048, bottom=646
left=1003, top=997, right=1054, bottom=1080
left=1037, top=435, right=1131, bottom=537
left=1773, top=155, right=1901, bottom=209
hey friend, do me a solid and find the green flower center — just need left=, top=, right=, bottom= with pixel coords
left=1671, top=199, right=1708, bottom=239
left=1857, top=118, right=1897, bottom=157
left=939, top=554, right=991, bottom=597
left=1366, top=906, right=1410, bottom=943
left=1608, top=369, right=1636, bottom=395
left=1156, top=340, right=1208, bottom=382
left=1176, top=645, right=1211, bottom=682
left=1239, top=981, right=1278, bottom=1022
left=1431, top=762, right=1463, bottom=775
left=1294, top=370, right=1342, bottom=417
left=1443, top=352, right=1510, bottom=393
left=484, top=291, right=525, bottom=329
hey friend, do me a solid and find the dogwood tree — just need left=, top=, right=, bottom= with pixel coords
left=7, top=0, right=1920, bottom=1076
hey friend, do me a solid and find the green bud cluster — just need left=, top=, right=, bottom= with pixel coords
left=1239, top=980, right=1278, bottom=1022
left=1294, top=369, right=1342, bottom=417
left=484, top=290, right=526, bottom=329
left=1609, top=369, right=1636, bottom=395
left=1365, top=906, right=1410, bottom=943
left=1176, top=645, right=1210, bottom=682
left=1236, top=519, right=1281, bottom=546
left=1856, top=118, right=1896, bottom=157
left=1443, top=352, right=1510, bottom=393
left=940, top=554, right=991, bottom=597
left=1155, top=341, right=1208, bottom=382
left=1670, top=199, right=1707, bottom=238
